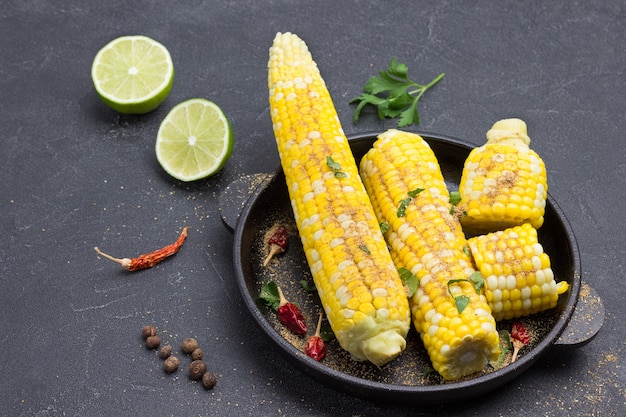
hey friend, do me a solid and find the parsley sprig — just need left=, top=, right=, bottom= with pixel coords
left=447, top=271, right=485, bottom=313
left=350, top=57, right=445, bottom=127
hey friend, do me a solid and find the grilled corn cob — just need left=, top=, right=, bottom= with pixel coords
left=467, top=223, right=568, bottom=321
left=458, top=118, right=547, bottom=233
left=360, top=129, right=500, bottom=380
left=268, top=32, right=411, bottom=366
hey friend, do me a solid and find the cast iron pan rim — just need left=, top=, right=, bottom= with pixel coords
left=232, top=130, right=582, bottom=403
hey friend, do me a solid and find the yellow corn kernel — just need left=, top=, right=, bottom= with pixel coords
left=268, top=33, right=410, bottom=366
left=467, top=223, right=567, bottom=321
left=459, top=118, right=547, bottom=233
left=360, top=129, right=500, bottom=380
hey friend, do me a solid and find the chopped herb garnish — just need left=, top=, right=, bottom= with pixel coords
left=422, top=365, right=435, bottom=377
left=396, top=188, right=424, bottom=217
left=300, top=280, right=316, bottom=292
left=350, top=57, right=445, bottom=127
left=449, top=190, right=462, bottom=215
left=463, top=245, right=471, bottom=258
left=259, top=281, right=280, bottom=310
left=490, top=330, right=512, bottom=368
left=449, top=191, right=461, bottom=206
left=398, top=267, right=418, bottom=298
left=326, top=156, right=347, bottom=178
left=359, top=244, right=371, bottom=255
left=447, top=272, right=484, bottom=313
left=397, top=197, right=412, bottom=217
left=447, top=279, right=470, bottom=313
left=469, top=271, right=485, bottom=293
left=319, top=323, right=336, bottom=342
left=408, top=187, right=425, bottom=198
left=380, top=221, right=391, bottom=235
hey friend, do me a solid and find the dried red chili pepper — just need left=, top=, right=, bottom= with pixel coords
left=263, top=224, right=288, bottom=266
left=95, top=227, right=189, bottom=271
left=306, top=313, right=327, bottom=361
left=510, top=321, right=530, bottom=363
left=276, top=285, right=307, bottom=335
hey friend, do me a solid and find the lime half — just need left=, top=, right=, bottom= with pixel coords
left=91, top=35, right=174, bottom=114
left=156, top=99, right=234, bottom=181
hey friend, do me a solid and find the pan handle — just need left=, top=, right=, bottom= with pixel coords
left=219, top=173, right=274, bottom=233
left=553, top=282, right=604, bottom=349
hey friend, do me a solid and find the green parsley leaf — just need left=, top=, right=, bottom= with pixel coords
left=449, top=190, right=462, bottom=215
left=380, top=222, right=391, bottom=235
left=398, top=267, right=418, bottom=298
left=351, top=57, right=445, bottom=127
left=491, top=330, right=512, bottom=368
left=326, top=156, right=347, bottom=178
left=447, top=279, right=470, bottom=313
left=359, top=244, right=371, bottom=255
left=463, top=245, right=471, bottom=258
left=397, top=188, right=424, bottom=217
left=320, top=323, right=336, bottom=342
left=422, top=365, right=435, bottom=377
left=449, top=191, right=461, bottom=206
left=300, top=280, right=316, bottom=292
left=408, top=187, right=425, bottom=198
left=259, top=281, right=280, bottom=311
left=397, top=197, right=412, bottom=217
left=469, top=271, right=485, bottom=294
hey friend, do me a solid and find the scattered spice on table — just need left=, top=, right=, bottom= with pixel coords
left=306, top=312, right=327, bottom=361
left=263, top=224, right=288, bottom=266
left=510, top=321, right=531, bottom=363
left=94, top=227, right=189, bottom=271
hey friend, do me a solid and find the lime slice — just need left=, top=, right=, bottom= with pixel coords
left=91, top=35, right=174, bottom=114
left=156, top=99, right=234, bottom=181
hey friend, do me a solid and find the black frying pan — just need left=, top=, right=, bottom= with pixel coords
left=219, top=131, right=603, bottom=404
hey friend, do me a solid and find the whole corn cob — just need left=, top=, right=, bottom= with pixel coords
left=268, top=33, right=411, bottom=366
left=360, top=129, right=500, bottom=380
left=458, top=118, right=547, bottom=233
left=467, top=223, right=569, bottom=321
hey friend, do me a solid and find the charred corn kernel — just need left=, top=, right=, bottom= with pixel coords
left=459, top=118, right=547, bottom=233
left=467, top=223, right=568, bottom=321
left=268, top=33, right=410, bottom=366
left=360, top=129, right=500, bottom=380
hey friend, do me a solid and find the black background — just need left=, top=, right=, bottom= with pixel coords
left=1, top=1, right=624, bottom=416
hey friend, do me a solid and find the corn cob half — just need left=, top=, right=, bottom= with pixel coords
left=268, top=33, right=411, bottom=366
left=467, top=223, right=569, bottom=321
left=360, top=129, right=500, bottom=380
left=459, top=118, right=547, bottom=233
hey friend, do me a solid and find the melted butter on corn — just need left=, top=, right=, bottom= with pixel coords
left=268, top=33, right=410, bottom=366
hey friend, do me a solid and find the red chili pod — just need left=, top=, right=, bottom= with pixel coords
left=306, top=313, right=326, bottom=361
left=511, top=321, right=530, bottom=363
left=95, top=227, right=189, bottom=271
left=263, top=224, right=288, bottom=266
left=277, top=286, right=307, bottom=335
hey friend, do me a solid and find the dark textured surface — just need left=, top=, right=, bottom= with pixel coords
left=1, top=1, right=624, bottom=416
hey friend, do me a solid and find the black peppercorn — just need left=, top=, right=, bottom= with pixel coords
left=159, top=345, right=173, bottom=359
left=141, top=325, right=157, bottom=339
left=182, top=337, right=199, bottom=354
left=146, top=335, right=161, bottom=350
left=191, top=348, right=203, bottom=361
left=188, top=360, right=207, bottom=380
left=164, top=356, right=180, bottom=373
left=202, top=371, right=217, bottom=390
